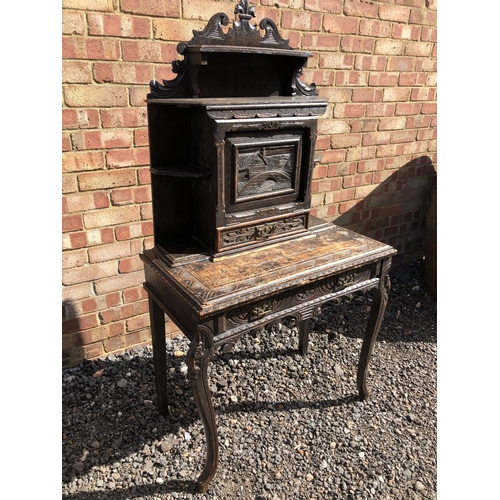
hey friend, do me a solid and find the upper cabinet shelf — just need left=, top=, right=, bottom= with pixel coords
left=148, top=0, right=318, bottom=100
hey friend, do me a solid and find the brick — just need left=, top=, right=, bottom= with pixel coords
left=387, top=56, right=415, bottom=72
left=87, top=14, right=151, bottom=38
left=352, top=88, right=383, bottom=103
left=421, top=102, right=437, bottom=114
left=421, top=27, right=437, bottom=43
left=319, top=149, right=346, bottom=164
left=121, top=0, right=180, bottom=17
left=137, top=167, right=151, bottom=185
left=340, top=36, right=374, bottom=54
left=399, top=72, right=427, bottom=86
left=333, top=104, right=365, bottom=119
left=130, top=87, right=150, bottom=107
left=123, top=286, right=147, bottom=304
left=301, top=34, right=340, bottom=51
left=362, top=132, right=391, bottom=147
left=318, top=87, right=352, bottom=102
left=344, top=0, right=378, bottom=18
left=282, top=11, right=322, bottom=31
left=71, top=129, right=133, bottom=150
left=365, top=103, right=395, bottom=117
left=403, top=141, right=427, bottom=155
left=359, top=19, right=392, bottom=38
left=106, top=148, right=150, bottom=168
left=369, top=72, right=399, bottom=87
left=62, top=37, right=120, bottom=61
left=63, top=214, right=84, bottom=232
left=323, top=15, right=358, bottom=34
left=100, top=108, right=148, bottom=128
left=63, top=174, right=78, bottom=194
left=64, top=85, right=128, bottom=108
left=62, top=109, right=100, bottom=130
left=417, top=128, right=436, bottom=141
left=115, top=221, right=153, bottom=240
left=349, top=119, right=378, bottom=133
left=410, top=8, right=437, bottom=26
left=382, top=88, right=411, bottom=102
left=111, top=186, right=151, bottom=206
left=377, top=143, right=404, bottom=157
left=378, top=116, right=406, bottom=130
left=357, top=159, right=384, bottom=174
left=390, top=130, right=417, bottom=143
left=63, top=132, right=72, bottom=152
left=406, top=115, right=431, bottom=128
left=374, top=39, right=405, bottom=55
left=411, top=88, right=436, bottom=101
left=64, top=192, right=110, bottom=213
left=63, top=260, right=118, bottom=286
left=93, top=63, right=153, bottom=85
left=126, top=315, right=150, bottom=334
left=392, top=23, right=421, bottom=40
left=153, top=18, right=207, bottom=42
left=354, top=55, right=386, bottom=71
left=140, top=203, right=153, bottom=220
left=63, top=249, right=88, bottom=269
left=334, top=71, right=369, bottom=87
left=94, top=270, right=144, bottom=295
left=346, top=146, right=376, bottom=162
left=305, top=0, right=343, bottom=13
left=135, top=129, right=149, bottom=147
left=88, top=241, right=131, bottom=263
left=119, top=255, right=143, bottom=273
left=122, top=40, right=178, bottom=63
left=379, top=4, right=411, bottom=23
left=62, top=11, right=85, bottom=35
left=405, top=41, right=433, bottom=57
left=62, top=0, right=113, bottom=9
left=62, top=151, right=105, bottom=173
left=78, top=169, right=136, bottom=191
left=83, top=205, right=141, bottom=229
left=62, top=282, right=94, bottom=303
left=343, top=174, right=372, bottom=188
left=62, top=313, right=100, bottom=335
left=331, top=134, right=362, bottom=149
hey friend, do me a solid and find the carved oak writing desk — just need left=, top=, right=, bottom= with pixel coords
left=141, top=219, right=395, bottom=492
left=140, top=1, right=396, bottom=492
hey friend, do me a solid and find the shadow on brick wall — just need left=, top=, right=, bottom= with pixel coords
left=323, top=155, right=436, bottom=270
left=63, top=300, right=86, bottom=368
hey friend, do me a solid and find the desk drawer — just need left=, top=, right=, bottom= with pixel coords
left=216, top=213, right=308, bottom=252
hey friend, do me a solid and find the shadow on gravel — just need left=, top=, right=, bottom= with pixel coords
left=62, top=480, right=196, bottom=499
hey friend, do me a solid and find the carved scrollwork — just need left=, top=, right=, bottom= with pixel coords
left=251, top=299, right=278, bottom=318
left=291, top=67, right=318, bottom=97
left=187, top=325, right=214, bottom=381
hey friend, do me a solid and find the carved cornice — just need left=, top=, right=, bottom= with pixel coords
left=178, top=1, right=291, bottom=51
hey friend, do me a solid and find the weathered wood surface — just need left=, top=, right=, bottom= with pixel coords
left=143, top=223, right=395, bottom=315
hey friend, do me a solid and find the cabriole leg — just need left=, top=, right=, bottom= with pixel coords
left=357, top=259, right=391, bottom=400
left=187, top=327, right=219, bottom=493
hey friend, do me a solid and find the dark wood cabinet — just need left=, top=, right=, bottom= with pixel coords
left=146, top=3, right=327, bottom=264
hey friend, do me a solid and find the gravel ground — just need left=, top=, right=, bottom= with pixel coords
left=62, top=259, right=437, bottom=500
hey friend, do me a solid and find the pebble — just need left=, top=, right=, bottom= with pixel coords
left=414, top=481, right=425, bottom=492
left=116, top=378, right=127, bottom=388
left=306, top=473, right=314, bottom=482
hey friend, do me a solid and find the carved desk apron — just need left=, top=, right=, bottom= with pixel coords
left=140, top=223, right=396, bottom=492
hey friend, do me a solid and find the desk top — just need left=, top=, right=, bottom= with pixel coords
left=142, top=223, right=396, bottom=315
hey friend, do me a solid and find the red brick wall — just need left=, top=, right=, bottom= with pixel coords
left=62, top=0, right=437, bottom=367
